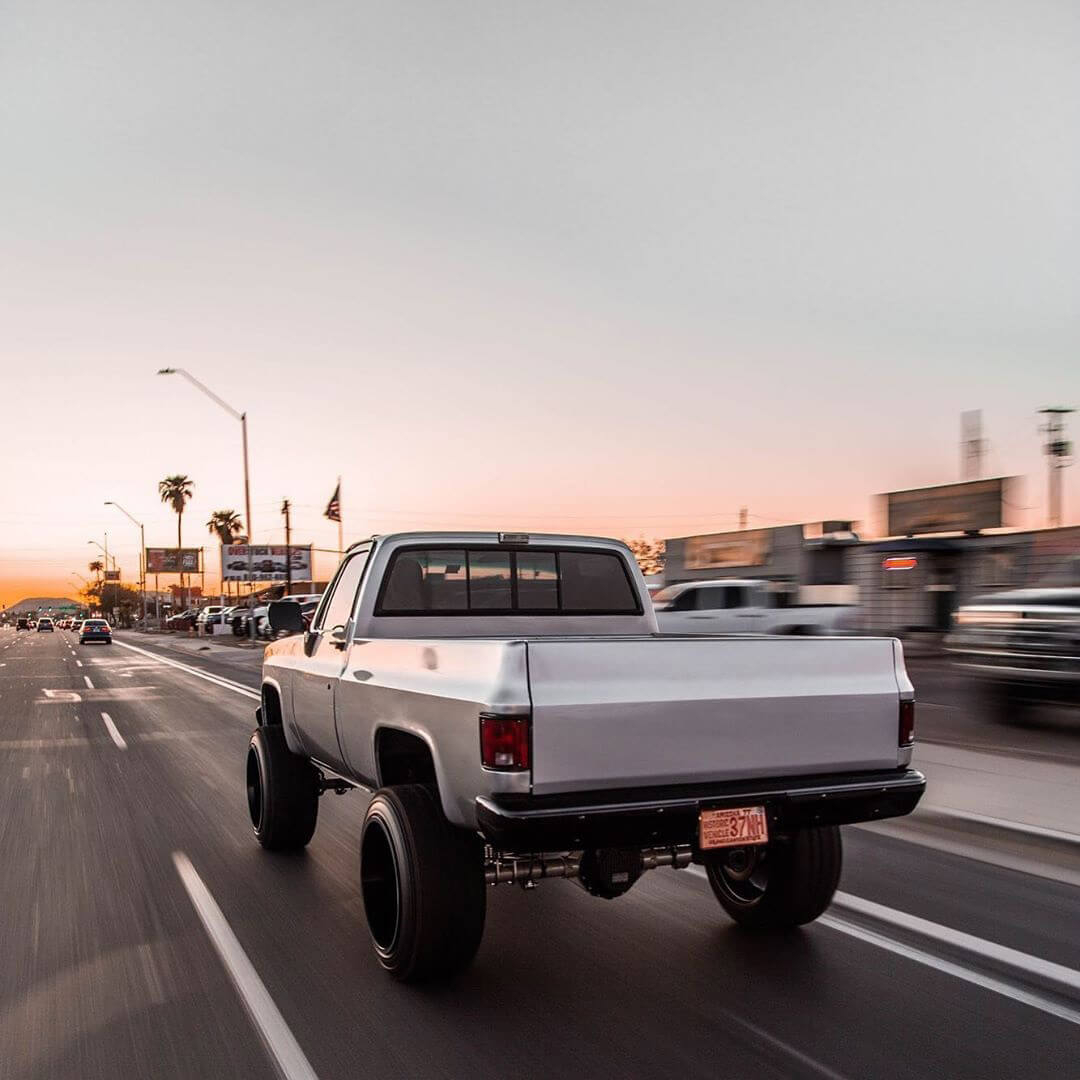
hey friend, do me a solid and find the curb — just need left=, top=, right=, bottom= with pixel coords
left=916, top=806, right=1080, bottom=848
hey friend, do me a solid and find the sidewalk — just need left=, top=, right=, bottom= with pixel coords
left=914, top=741, right=1080, bottom=841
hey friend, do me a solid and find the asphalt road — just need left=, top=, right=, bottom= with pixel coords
left=2, top=626, right=1079, bottom=1080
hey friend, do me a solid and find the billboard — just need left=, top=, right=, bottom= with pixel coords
left=684, top=529, right=771, bottom=570
left=881, top=478, right=1018, bottom=537
left=222, top=544, right=313, bottom=582
left=103, top=569, right=121, bottom=581
left=146, top=548, right=201, bottom=573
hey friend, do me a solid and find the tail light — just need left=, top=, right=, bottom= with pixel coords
left=480, top=713, right=530, bottom=771
left=899, top=699, right=915, bottom=746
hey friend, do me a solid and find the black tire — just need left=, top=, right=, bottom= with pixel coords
left=360, top=784, right=485, bottom=982
left=246, top=725, right=319, bottom=850
left=705, top=825, right=842, bottom=930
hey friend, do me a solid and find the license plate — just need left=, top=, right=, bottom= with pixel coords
left=699, top=805, right=769, bottom=849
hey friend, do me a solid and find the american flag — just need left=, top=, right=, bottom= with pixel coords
left=324, top=482, right=341, bottom=523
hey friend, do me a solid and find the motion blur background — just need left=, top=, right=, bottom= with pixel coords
left=1, top=0, right=1078, bottom=607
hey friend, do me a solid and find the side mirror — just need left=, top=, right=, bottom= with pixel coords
left=268, top=601, right=305, bottom=634
left=329, top=624, right=349, bottom=650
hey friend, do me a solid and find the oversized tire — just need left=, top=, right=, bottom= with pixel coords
left=704, top=825, right=842, bottom=930
left=246, top=725, right=319, bottom=850
left=359, top=784, right=485, bottom=982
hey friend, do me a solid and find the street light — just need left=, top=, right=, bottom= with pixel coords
left=87, top=538, right=117, bottom=572
left=157, top=367, right=255, bottom=640
left=105, top=501, right=147, bottom=626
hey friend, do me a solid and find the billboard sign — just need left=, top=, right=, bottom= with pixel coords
left=103, top=569, right=121, bottom=581
left=882, top=478, right=1018, bottom=537
left=684, top=529, right=771, bottom=570
left=222, top=544, right=313, bottom=582
left=146, top=548, right=201, bottom=574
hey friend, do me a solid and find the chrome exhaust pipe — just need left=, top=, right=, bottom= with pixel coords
left=485, top=845, right=692, bottom=886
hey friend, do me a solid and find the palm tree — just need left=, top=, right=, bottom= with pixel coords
left=207, top=510, right=244, bottom=601
left=206, top=509, right=243, bottom=545
left=89, top=559, right=104, bottom=582
left=159, top=475, right=194, bottom=607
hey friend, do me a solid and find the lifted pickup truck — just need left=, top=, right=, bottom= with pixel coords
left=249, top=532, right=923, bottom=981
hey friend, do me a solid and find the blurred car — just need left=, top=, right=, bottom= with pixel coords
left=37, top=617, right=55, bottom=632
left=80, top=618, right=112, bottom=644
left=16, top=617, right=30, bottom=631
left=195, top=605, right=227, bottom=632
left=947, top=585, right=1080, bottom=723
left=165, top=609, right=198, bottom=630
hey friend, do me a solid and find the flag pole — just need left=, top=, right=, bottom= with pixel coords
left=337, top=475, right=343, bottom=560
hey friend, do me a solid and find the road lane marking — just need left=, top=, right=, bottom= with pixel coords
left=832, top=890, right=1080, bottom=996
left=817, top=914, right=1080, bottom=1028
left=75, top=661, right=83, bottom=667
left=83, top=676, right=94, bottom=689
left=172, top=852, right=319, bottom=1080
left=919, top=806, right=1080, bottom=847
left=113, top=639, right=260, bottom=700
left=685, top=866, right=1080, bottom=1024
left=100, top=712, right=127, bottom=750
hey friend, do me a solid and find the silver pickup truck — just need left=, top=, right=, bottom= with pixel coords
left=247, top=531, right=924, bottom=981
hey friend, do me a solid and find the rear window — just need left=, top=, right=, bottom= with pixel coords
left=377, top=547, right=640, bottom=615
left=85, top=620, right=108, bottom=628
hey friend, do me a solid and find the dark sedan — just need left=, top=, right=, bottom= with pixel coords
left=79, top=618, right=113, bottom=644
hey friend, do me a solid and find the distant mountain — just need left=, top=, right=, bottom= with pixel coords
left=5, top=596, right=81, bottom=615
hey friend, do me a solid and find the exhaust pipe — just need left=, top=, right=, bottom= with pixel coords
left=485, top=845, right=692, bottom=887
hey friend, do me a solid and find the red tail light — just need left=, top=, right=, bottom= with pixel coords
left=480, top=713, right=530, bottom=771
left=899, top=699, right=915, bottom=746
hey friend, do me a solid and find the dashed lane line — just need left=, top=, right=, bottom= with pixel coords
left=100, top=712, right=127, bottom=750
left=83, top=675, right=94, bottom=689
left=173, top=852, right=319, bottom=1080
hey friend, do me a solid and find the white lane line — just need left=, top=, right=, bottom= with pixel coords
left=685, top=866, right=1080, bottom=1024
left=113, top=639, right=260, bottom=700
left=172, top=852, right=319, bottom=1080
left=83, top=675, right=94, bottom=689
left=818, top=914, right=1080, bottom=1028
left=832, top=891, right=1080, bottom=996
left=75, top=660, right=83, bottom=667
left=101, top=712, right=127, bottom=750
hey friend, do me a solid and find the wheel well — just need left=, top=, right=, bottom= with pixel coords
left=376, top=729, right=437, bottom=787
left=261, top=685, right=283, bottom=726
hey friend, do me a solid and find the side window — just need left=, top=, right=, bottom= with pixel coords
left=315, top=549, right=370, bottom=631
left=559, top=551, right=638, bottom=612
left=668, top=588, right=698, bottom=612
left=724, top=586, right=747, bottom=609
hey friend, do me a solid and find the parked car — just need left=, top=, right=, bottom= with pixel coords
left=80, top=618, right=112, bottom=644
left=652, top=579, right=857, bottom=635
left=247, top=531, right=923, bottom=982
left=36, top=617, right=55, bottom=632
left=195, top=605, right=228, bottom=632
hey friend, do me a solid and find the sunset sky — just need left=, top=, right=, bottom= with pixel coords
left=2, top=0, right=1078, bottom=606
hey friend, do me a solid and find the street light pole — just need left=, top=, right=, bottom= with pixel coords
left=105, top=501, right=147, bottom=626
left=157, top=368, right=256, bottom=640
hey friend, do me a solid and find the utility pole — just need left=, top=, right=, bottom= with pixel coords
left=738, top=506, right=748, bottom=530
left=961, top=410, right=985, bottom=481
left=281, top=498, right=292, bottom=594
left=1039, top=407, right=1075, bottom=528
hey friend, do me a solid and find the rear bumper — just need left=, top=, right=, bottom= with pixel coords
left=476, top=767, right=925, bottom=852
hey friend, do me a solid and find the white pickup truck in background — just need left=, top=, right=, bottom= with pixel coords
left=652, top=578, right=858, bottom=635
left=249, top=532, right=921, bottom=982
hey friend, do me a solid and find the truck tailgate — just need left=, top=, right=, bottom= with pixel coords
left=526, top=637, right=902, bottom=794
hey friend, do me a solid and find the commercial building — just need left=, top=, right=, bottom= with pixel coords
left=663, top=478, right=1080, bottom=635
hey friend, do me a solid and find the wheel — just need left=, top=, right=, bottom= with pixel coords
left=704, top=825, right=842, bottom=930
left=246, top=725, right=319, bottom=850
left=360, top=783, right=485, bottom=982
